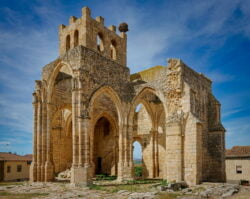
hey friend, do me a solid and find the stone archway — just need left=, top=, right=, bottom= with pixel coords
left=88, top=86, right=122, bottom=178
left=129, top=87, right=167, bottom=179
left=51, top=108, right=73, bottom=174
left=93, top=116, right=118, bottom=176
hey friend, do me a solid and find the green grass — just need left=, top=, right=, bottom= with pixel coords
left=125, top=179, right=161, bottom=184
left=95, top=174, right=117, bottom=181
left=0, top=191, right=49, bottom=199
left=89, top=179, right=162, bottom=193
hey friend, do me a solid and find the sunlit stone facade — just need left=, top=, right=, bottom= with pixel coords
left=30, top=7, right=226, bottom=186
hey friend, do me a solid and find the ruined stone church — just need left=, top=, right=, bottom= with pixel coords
left=30, top=7, right=226, bottom=185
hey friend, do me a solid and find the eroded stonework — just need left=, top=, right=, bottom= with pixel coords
left=30, top=7, right=226, bottom=186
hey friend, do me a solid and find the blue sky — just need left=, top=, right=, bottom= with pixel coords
left=0, top=0, right=249, bottom=157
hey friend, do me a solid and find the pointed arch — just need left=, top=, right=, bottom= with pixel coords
left=97, top=32, right=104, bottom=52
left=92, top=112, right=119, bottom=135
left=128, top=86, right=167, bottom=128
left=47, top=62, right=73, bottom=103
left=66, top=35, right=70, bottom=51
left=110, top=39, right=117, bottom=60
left=74, top=30, right=79, bottom=47
left=89, top=86, right=123, bottom=123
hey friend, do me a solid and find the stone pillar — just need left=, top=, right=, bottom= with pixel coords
left=71, top=88, right=78, bottom=167
left=119, top=123, right=133, bottom=181
left=41, top=101, right=47, bottom=181
left=154, top=130, right=159, bottom=178
left=151, top=130, right=159, bottom=178
left=83, top=116, right=93, bottom=185
left=36, top=101, right=42, bottom=181
left=71, top=85, right=92, bottom=185
left=45, top=103, right=54, bottom=182
left=30, top=93, right=38, bottom=182
left=165, top=122, right=183, bottom=182
left=78, top=102, right=84, bottom=167
left=117, top=123, right=124, bottom=181
left=150, top=129, right=156, bottom=178
left=126, top=124, right=134, bottom=180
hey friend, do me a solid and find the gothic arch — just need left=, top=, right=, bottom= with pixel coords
left=92, top=112, right=118, bottom=134
left=128, top=87, right=167, bottom=129
left=89, top=86, right=123, bottom=124
left=47, top=62, right=74, bottom=103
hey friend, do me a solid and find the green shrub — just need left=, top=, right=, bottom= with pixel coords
left=161, top=179, right=168, bottom=186
left=95, top=174, right=117, bottom=181
left=134, top=166, right=143, bottom=177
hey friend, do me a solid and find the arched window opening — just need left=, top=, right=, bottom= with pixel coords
left=66, top=35, right=70, bottom=51
left=110, top=40, right=117, bottom=60
left=135, top=104, right=142, bottom=113
left=133, top=141, right=143, bottom=178
left=74, top=30, right=79, bottom=47
left=97, top=33, right=104, bottom=52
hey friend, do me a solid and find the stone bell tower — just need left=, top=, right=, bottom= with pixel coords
left=58, top=7, right=128, bottom=66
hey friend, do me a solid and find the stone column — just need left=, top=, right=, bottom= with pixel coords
left=71, top=84, right=92, bottom=185
left=30, top=93, right=38, bottom=182
left=78, top=90, right=84, bottom=167
left=127, top=124, right=134, bottom=180
left=155, top=130, right=159, bottom=178
left=83, top=116, right=93, bottom=185
left=120, top=122, right=133, bottom=180
left=71, top=88, right=78, bottom=168
left=117, top=122, right=124, bottom=181
left=36, top=101, right=42, bottom=181
left=41, top=101, right=47, bottom=181
left=150, top=129, right=155, bottom=178
left=45, top=103, right=54, bottom=182
left=150, top=129, right=159, bottom=178
left=165, top=122, right=183, bottom=182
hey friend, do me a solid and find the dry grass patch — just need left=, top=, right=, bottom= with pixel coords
left=0, top=182, right=24, bottom=187
left=157, top=192, right=181, bottom=199
left=89, top=183, right=155, bottom=193
left=0, top=191, right=49, bottom=199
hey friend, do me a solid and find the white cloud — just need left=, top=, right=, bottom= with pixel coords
left=224, top=116, right=250, bottom=148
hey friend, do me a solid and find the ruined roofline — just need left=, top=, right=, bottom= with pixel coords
left=168, top=58, right=212, bottom=84
left=59, top=6, right=124, bottom=39
left=130, top=65, right=165, bottom=82
left=130, top=58, right=212, bottom=86
left=131, top=65, right=165, bottom=76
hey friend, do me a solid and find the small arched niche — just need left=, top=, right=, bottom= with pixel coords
left=74, top=30, right=79, bottom=47
left=110, top=40, right=117, bottom=60
left=66, top=35, right=70, bottom=52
